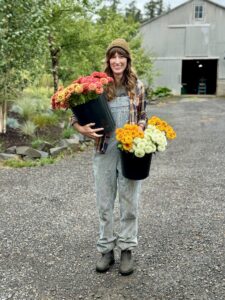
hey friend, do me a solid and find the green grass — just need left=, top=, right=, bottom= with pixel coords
left=3, top=157, right=57, bottom=168
left=61, top=127, right=76, bottom=139
left=31, top=138, right=45, bottom=149
left=32, top=113, right=59, bottom=128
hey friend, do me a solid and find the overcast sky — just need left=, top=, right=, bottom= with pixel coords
left=119, top=0, right=225, bottom=13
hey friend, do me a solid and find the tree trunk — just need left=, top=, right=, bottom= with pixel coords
left=48, top=34, right=60, bottom=93
left=0, top=100, right=7, bottom=133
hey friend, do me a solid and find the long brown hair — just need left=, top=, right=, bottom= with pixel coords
left=104, top=47, right=137, bottom=101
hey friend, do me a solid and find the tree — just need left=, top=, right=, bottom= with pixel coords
left=125, top=1, right=143, bottom=23
left=0, top=0, right=47, bottom=133
left=107, top=0, right=121, bottom=12
left=144, top=0, right=165, bottom=20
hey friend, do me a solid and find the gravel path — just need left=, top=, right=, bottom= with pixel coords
left=0, top=97, right=225, bottom=300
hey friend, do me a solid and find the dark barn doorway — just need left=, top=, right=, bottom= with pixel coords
left=181, top=59, right=217, bottom=95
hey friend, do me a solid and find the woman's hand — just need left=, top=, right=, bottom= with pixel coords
left=74, top=122, right=104, bottom=139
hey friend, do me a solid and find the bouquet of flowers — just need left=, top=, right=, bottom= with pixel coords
left=51, top=72, right=114, bottom=110
left=116, top=116, right=176, bottom=158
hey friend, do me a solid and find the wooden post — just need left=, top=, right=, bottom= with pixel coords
left=0, top=100, right=7, bottom=133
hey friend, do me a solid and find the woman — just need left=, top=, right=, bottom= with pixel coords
left=72, top=38, right=147, bottom=275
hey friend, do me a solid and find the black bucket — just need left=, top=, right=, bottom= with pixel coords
left=71, top=94, right=115, bottom=133
left=120, top=151, right=152, bottom=180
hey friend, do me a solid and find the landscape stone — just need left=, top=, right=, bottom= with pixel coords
left=39, top=141, right=54, bottom=152
left=70, top=134, right=80, bottom=143
left=76, top=133, right=91, bottom=143
left=0, top=153, right=19, bottom=161
left=58, top=139, right=69, bottom=148
left=24, top=148, right=42, bottom=159
left=58, top=139, right=80, bottom=151
left=38, top=151, right=49, bottom=158
left=64, top=139, right=80, bottom=151
left=16, top=146, right=30, bottom=155
left=5, top=146, right=17, bottom=154
left=49, top=146, right=67, bottom=157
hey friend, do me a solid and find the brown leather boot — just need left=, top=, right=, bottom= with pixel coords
left=119, top=250, right=134, bottom=275
left=96, top=250, right=115, bottom=273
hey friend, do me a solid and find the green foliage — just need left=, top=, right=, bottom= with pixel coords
left=23, top=86, right=53, bottom=103
left=1, top=0, right=155, bottom=132
left=10, top=86, right=52, bottom=125
left=151, top=86, right=172, bottom=98
left=62, top=127, right=75, bottom=139
left=11, top=98, right=37, bottom=121
left=32, top=113, right=58, bottom=128
left=0, top=0, right=48, bottom=101
left=31, top=138, right=45, bottom=149
left=3, top=157, right=56, bottom=168
left=125, top=1, right=143, bottom=22
left=20, top=121, right=37, bottom=136
left=6, top=117, right=20, bottom=129
left=144, top=0, right=165, bottom=20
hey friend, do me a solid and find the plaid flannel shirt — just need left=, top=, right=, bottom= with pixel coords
left=71, top=79, right=147, bottom=154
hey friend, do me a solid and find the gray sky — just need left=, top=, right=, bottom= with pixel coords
left=119, top=0, right=225, bottom=13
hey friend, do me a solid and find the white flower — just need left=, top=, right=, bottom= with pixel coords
left=151, top=131, right=167, bottom=146
left=134, top=148, right=145, bottom=158
left=133, top=137, right=143, bottom=144
left=157, top=145, right=166, bottom=152
left=136, top=141, right=147, bottom=150
left=145, top=144, right=156, bottom=153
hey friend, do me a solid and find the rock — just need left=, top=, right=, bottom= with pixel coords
left=70, top=134, right=80, bottom=143
left=38, top=151, right=49, bottom=158
left=24, top=148, right=42, bottom=159
left=49, top=146, right=67, bottom=157
left=5, top=146, right=17, bottom=154
left=58, top=139, right=68, bottom=147
left=15, top=147, right=49, bottom=159
left=16, top=146, right=30, bottom=155
left=65, top=139, right=80, bottom=151
left=24, top=150, right=49, bottom=160
left=39, top=141, right=54, bottom=152
left=58, top=139, right=80, bottom=151
left=0, top=153, right=20, bottom=161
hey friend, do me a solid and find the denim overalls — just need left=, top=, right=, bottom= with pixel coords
left=93, top=90, right=142, bottom=254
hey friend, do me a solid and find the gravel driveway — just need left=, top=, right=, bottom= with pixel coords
left=0, top=97, right=225, bottom=300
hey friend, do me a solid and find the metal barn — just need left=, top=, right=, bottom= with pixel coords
left=140, top=0, right=225, bottom=96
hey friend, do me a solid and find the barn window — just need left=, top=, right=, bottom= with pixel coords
left=195, top=5, right=204, bottom=19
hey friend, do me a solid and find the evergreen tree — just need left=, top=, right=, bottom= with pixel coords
left=144, top=0, right=165, bottom=20
left=125, top=1, right=143, bottom=23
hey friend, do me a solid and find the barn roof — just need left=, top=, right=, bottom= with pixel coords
left=140, top=0, right=225, bottom=27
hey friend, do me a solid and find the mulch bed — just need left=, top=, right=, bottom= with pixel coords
left=0, top=128, right=32, bottom=150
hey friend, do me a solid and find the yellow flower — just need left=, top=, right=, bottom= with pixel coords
left=57, top=91, right=66, bottom=102
left=123, top=143, right=132, bottom=151
left=74, top=84, right=84, bottom=94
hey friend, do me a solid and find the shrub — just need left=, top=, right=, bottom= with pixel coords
left=62, top=127, right=75, bottom=139
left=152, top=87, right=172, bottom=98
left=10, top=97, right=37, bottom=121
left=10, top=85, right=53, bottom=122
left=6, top=117, right=20, bottom=129
left=32, top=113, right=58, bottom=128
left=20, top=121, right=37, bottom=136
left=31, top=138, right=45, bottom=149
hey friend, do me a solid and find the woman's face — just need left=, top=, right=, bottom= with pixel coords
left=109, top=52, right=128, bottom=77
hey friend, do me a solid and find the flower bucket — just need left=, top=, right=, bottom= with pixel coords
left=71, top=93, right=115, bottom=133
left=120, top=151, right=152, bottom=180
